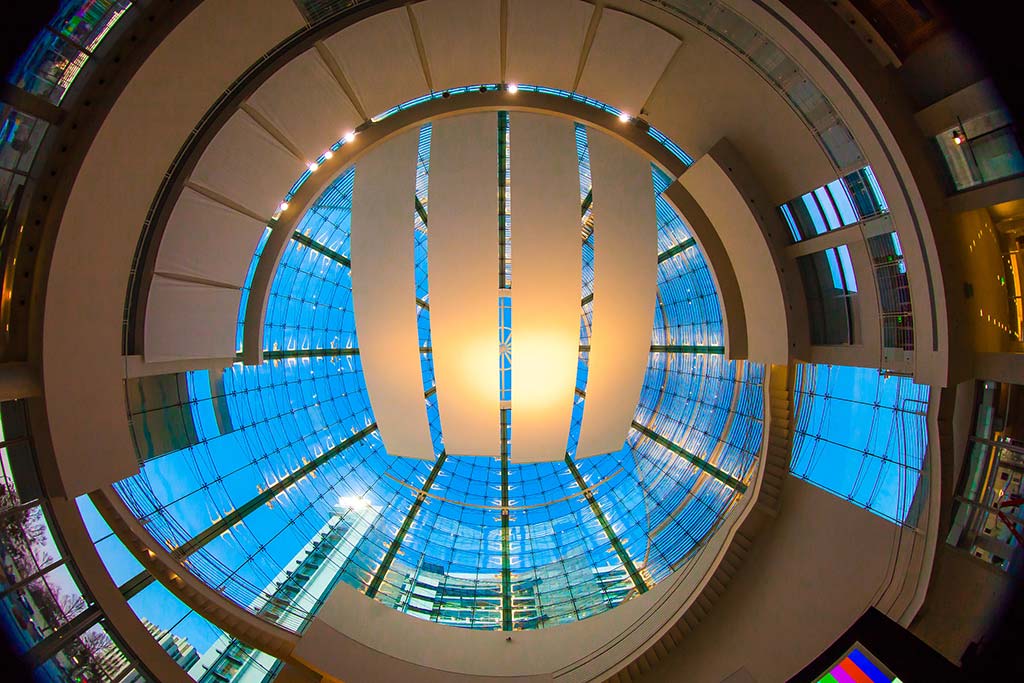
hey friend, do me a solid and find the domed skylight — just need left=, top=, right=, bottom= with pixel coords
left=117, top=104, right=764, bottom=634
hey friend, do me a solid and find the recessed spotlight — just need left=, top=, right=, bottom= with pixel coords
left=618, top=112, right=630, bottom=123
left=324, top=150, right=333, bottom=160
left=344, top=131, right=357, bottom=143
left=279, top=201, right=290, bottom=212
left=308, top=162, right=319, bottom=172
left=507, top=83, right=519, bottom=94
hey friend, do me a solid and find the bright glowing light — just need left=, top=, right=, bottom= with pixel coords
left=308, top=162, right=319, bottom=172
left=508, top=83, right=519, bottom=94
left=324, top=150, right=333, bottom=160
left=344, top=130, right=357, bottom=143
left=279, top=201, right=289, bottom=212
left=338, top=495, right=371, bottom=510
left=618, top=112, right=630, bottom=123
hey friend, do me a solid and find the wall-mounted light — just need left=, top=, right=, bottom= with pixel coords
left=952, top=129, right=964, bottom=145
left=308, top=162, right=319, bottom=172
left=279, top=201, right=290, bottom=212
left=324, top=150, right=334, bottom=160
left=344, top=130, right=357, bottom=144
left=618, top=112, right=631, bottom=123
left=507, top=83, right=519, bottom=94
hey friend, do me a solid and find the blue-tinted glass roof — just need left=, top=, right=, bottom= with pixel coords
left=116, top=109, right=764, bottom=634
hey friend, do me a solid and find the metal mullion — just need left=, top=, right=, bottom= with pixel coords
left=364, top=451, right=448, bottom=599
left=177, top=424, right=376, bottom=558
left=291, top=231, right=351, bottom=268
left=649, top=344, right=725, bottom=354
left=500, top=408, right=512, bottom=630
left=415, top=197, right=429, bottom=228
left=25, top=603, right=103, bottom=666
left=657, top=237, right=697, bottom=263
left=564, top=454, right=648, bottom=595
left=0, top=557, right=67, bottom=598
left=809, top=186, right=834, bottom=232
left=260, top=347, right=360, bottom=360
left=0, top=498, right=42, bottom=523
left=630, top=421, right=747, bottom=493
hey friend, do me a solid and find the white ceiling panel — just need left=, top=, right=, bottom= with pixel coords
left=246, top=48, right=361, bottom=162
left=577, top=8, right=680, bottom=115
left=145, top=275, right=240, bottom=362
left=351, top=130, right=434, bottom=460
left=509, top=113, right=583, bottom=463
left=323, top=8, right=429, bottom=118
left=576, top=128, right=658, bottom=458
left=506, top=0, right=592, bottom=91
left=411, top=0, right=501, bottom=92
left=155, top=186, right=268, bottom=287
left=189, top=109, right=307, bottom=219
left=428, top=113, right=499, bottom=457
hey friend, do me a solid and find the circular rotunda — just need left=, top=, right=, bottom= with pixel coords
left=1, top=1, right=1021, bottom=682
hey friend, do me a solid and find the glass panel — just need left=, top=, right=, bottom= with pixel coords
left=936, top=109, right=1024, bottom=191
left=76, top=495, right=143, bottom=586
left=7, top=1, right=133, bottom=104
left=126, top=579, right=249, bottom=678
left=780, top=166, right=889, bottom=243
left=34, top=621, right=129, bottom=683
left=868, top=232, right=914, bottom=351
left=791, top=364, right=930, bottom=524
left=0, top=107, right=48, bottom=215
left=116, top=103, right=757, bottom=634
left=797, top=249, right=855, bottom=345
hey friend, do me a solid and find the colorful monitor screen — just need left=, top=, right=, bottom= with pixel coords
left=816, top=643, right=902, bottom=683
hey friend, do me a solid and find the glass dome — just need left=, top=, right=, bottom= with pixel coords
left=117, top=104, right=765, bottom=634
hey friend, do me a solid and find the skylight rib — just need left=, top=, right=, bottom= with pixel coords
left=365, top=451, right=448, bottom=599
left=565, top=454, right=648, bottom=595
left=291, top=231, right=351, bottom=267
left=500, top=409, right=513, bottom=630
left=116, top=107, right=764, bottom=636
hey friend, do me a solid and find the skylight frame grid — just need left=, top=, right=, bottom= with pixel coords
left=263, top=239, right=358, bottom=354
left=119, top=103, right=767, bottom=633
left=790, top=363, right=930, bottom=524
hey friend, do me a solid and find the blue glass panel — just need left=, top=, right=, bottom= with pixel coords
left=790, top=364, right=930, bottom=523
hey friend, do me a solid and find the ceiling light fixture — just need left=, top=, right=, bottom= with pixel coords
left=308, top=162, right=319, bottom=172
left=507, top=83, right=518, bottom=94
left=344, top=131, right=357, bottom=144
left=279, top=201, right=289, bottom=212
left=324, top=150, right=333, bottom=160
left=618, top=112, right=631, bottom=123
left=952, top=129, right=964, bottom=145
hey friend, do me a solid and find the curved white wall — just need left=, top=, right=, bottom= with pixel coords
left=41, top=0, right=305, bottom=496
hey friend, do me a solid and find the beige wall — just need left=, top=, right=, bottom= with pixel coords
left=639, top=478, right=906, bottom=683
left=910, top=544, right=1012, bottom=664
left=638, top=4, right=834, bottom=204
left=40, top=0, right=304, bottom=497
